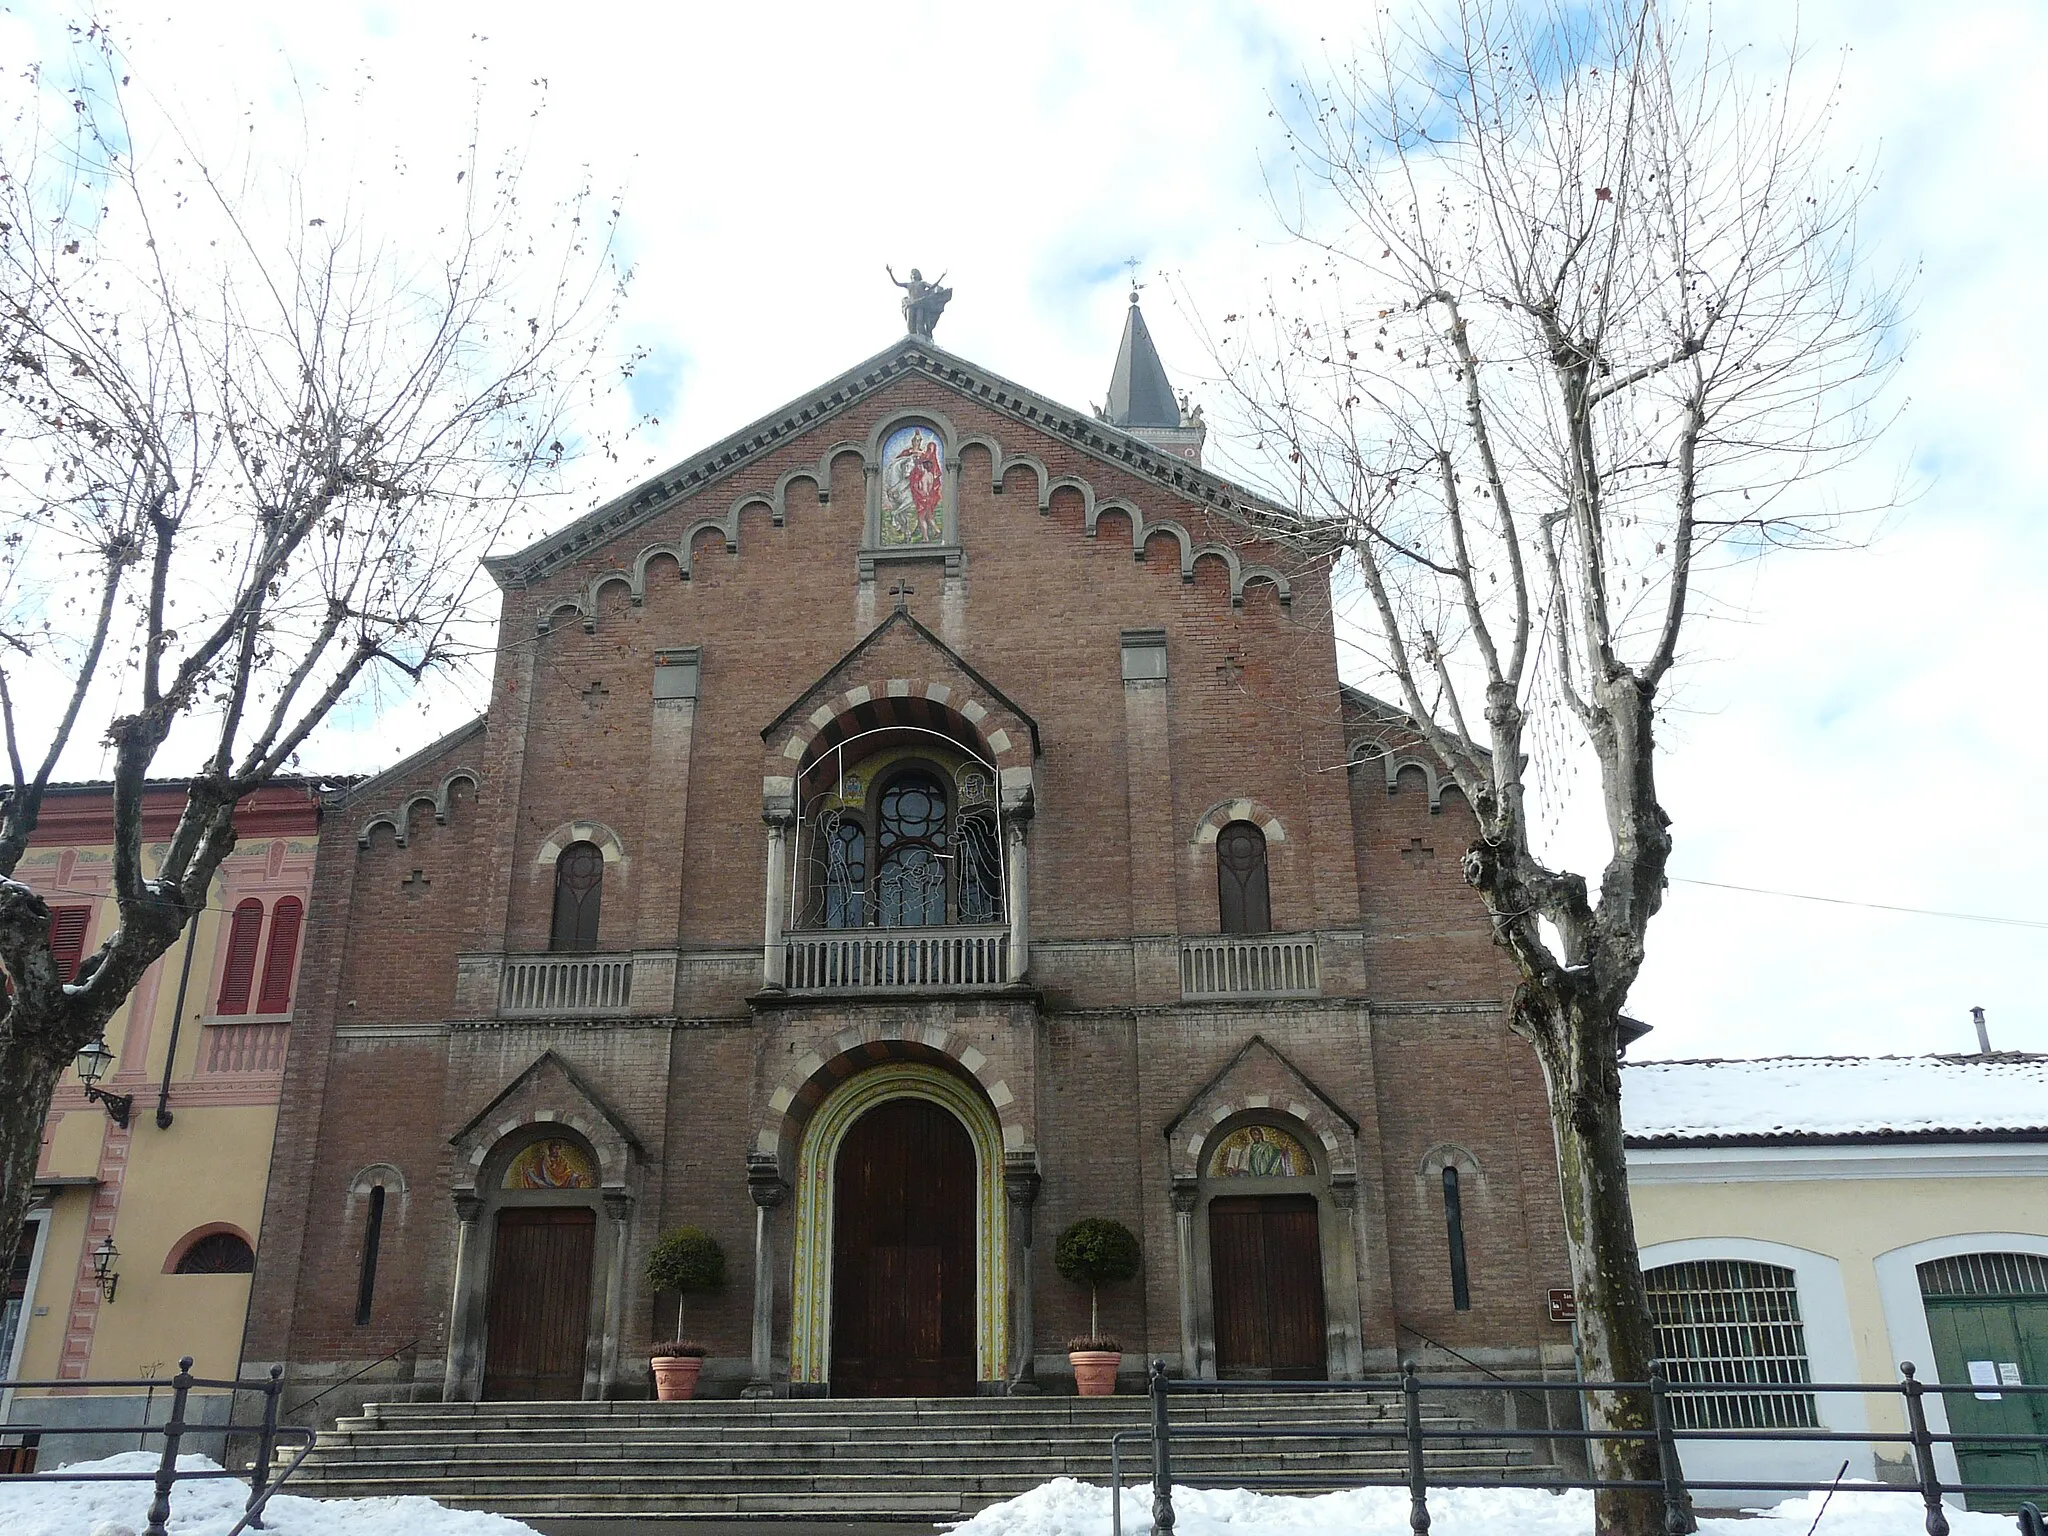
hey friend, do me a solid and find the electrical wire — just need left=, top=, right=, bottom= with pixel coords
left=1670, top=876, right=2048, bottom=931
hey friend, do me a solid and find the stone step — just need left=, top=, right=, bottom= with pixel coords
left=293, top=1392, right=1558, bottom=1517
left=298, top=1447, right=1541, bottom=1478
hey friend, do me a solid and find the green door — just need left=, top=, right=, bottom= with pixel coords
left=1919, top=1253, right=2048, bottom=1512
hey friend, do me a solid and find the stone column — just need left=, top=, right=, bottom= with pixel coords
left=1171, top=1180, right=1200, bottom=1379
left=598, top=1190, right=632, bottom=1398
left=743, top=1153, right=787, bottom=1397
left=1004, top=815, right=1031, bottom=981
left=1004, top=1154, right=1043, bottom=1393
left=442, top=1192, right=485, bottom=1402
left=761, top=814, right=791, bottom=988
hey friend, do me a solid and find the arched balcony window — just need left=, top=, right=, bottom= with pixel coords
left=1217, top=820, right=1271, bottom=934
left=549, top=841, right=604, bottom=952
left=794, top=748, right=1005, bottom=932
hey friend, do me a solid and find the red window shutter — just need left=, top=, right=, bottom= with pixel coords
left=256, top=897, right=302, bottom=1014
left=217, top=899, right=265, bottom=1015
left=48, top=907, right=91, bottom=984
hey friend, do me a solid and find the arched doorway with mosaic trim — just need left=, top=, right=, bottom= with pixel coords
left=476, top=1129, right=607, bottom=1401
left=788, top=1062, right=1007, bottom=1396
left=1191, top=1114, right=1351, bottom=1380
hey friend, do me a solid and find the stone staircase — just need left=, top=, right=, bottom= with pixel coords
left=290, top=1390, right=1559, bottom=1521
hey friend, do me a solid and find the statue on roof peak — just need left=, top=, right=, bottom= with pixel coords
left=887, top=265, right=953, bottom=340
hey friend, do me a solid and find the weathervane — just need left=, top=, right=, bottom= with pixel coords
left=1124, top=256, right=1144, bottom=303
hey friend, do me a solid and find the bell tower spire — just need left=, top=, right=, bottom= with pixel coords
left=1101, top=279, right=1206, bottom=467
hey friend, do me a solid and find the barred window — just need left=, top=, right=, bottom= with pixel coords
left=1646, top=1258, right=1819, bottom=1429
left=1918, top=1252, right=2048, bottom=1297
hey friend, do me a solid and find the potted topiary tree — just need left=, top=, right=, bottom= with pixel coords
left=1054, top=1217, right=1141, bottom=1396
left=646, top=1225, right=726, bottom=1401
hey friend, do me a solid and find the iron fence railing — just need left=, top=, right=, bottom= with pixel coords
left=1113, top=1359, right=2048, bottom=1536
left=0, top=1356, right=315, bottom=1536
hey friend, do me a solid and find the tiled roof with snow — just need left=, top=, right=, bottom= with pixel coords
left=1621, top=1053, right=2048, bottom=1145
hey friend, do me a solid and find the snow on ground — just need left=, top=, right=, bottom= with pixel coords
left=1621, top=1054, right=2048, bottom=1141
left=945, top=1479, right=2024, bottom=1536
left=0, top=1451, right=542, bottom=1536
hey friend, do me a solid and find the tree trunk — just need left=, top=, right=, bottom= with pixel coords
left=0, top=1032, right=67, bottom=1269
left=1521, top=982, right=1691, bottom=1536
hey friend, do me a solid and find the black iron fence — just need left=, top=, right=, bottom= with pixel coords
left=1111, top=1359, right=2048, bottom=1536
left=0, top=1356, right=315, bottom=1536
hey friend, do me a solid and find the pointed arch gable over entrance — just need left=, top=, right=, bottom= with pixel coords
left=758, top=607, right=1039, bottom=822
left=788, top=1061, right=1008, bottom=1392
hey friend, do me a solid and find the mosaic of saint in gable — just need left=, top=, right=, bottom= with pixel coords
left=503, top=1137, right=598, bottom=1190
left=880, top=424, right=945, bottom=546
left=1209, top=1123, right=1314, bottom=1178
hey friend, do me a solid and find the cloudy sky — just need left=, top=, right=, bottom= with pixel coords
left=7, top=0, right=2042, bottom=1060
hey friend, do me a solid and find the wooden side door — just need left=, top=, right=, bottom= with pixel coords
left=482, top=1206, right=596, bottom=1400
left=1210, top=1194, right=1327, bottom=1380
left=1925, top=1295, right=2048, bottom=1509
left=831, top=1097, right=976, bottom=1397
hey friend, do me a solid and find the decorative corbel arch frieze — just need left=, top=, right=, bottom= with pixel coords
left=355, top=768, right=482, bottom=848
left=530, top=415, right=1300, bottom=636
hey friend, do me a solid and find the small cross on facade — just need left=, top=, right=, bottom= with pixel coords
left=402, top=869, right=431, bottom=899
left=1216, top=654, right=1245, bottom=685
left=1400, top=838, right=1435, bottom=870
left=889, top=580, right=914, bottom=612
left=580, top=679, right=609, bottom=706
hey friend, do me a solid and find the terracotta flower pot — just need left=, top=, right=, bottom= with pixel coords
left=651, top=1355, right=704, bottom=1401
left=1070, top=1349, right=1122, bottom=1397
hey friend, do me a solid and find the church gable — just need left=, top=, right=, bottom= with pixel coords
left=496, top=338, right=1314, bottom=638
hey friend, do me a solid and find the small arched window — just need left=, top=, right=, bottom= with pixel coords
left=256, top=897, right=303, bottom=1014
left=549, top=841, right=604, bottom=952
left=174, top=1231, right=255, bottom=1275
left=217, top=899, right=265, bottom=1014
left=1217, top=821, right=1271, bottom=935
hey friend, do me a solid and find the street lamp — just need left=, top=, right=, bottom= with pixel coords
left=91, top=1235, right=119, bottom=1303
left=73, top=1037, right=133, bottom=1129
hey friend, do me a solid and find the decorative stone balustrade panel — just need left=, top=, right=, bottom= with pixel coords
left=499, top=954, right=635, bottom=1016
left=201, top=1019, right=291, bottom=1074
left=1179, top=934, right=1321, bottom=1000
left=784, top=926, right=1010, bottom=992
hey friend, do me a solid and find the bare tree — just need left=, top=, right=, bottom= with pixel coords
left=1204, top=2, right=1900, bottom=1528
left=0, top=24, right=632, bottom=1254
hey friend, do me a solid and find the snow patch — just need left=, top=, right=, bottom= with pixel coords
left=1622, top=1054, right=2048, bottom=1141
left=0, top=1451, right=543, bottom=1536
left=945, top=1479, right=2021, bottom=1536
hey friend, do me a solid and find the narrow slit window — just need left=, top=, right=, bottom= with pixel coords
left=355, top=1185, right=386, bottom=1326
left=1443, top=1165, right=1471, bottom=1311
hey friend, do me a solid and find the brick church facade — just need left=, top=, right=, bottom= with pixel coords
left=244, top=294, right=1574, bottom=1404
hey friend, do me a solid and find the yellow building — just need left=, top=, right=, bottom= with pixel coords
left=2, top=782, right=322, bottom=1465
left=1624, top=1053, right=2048, bottom=1509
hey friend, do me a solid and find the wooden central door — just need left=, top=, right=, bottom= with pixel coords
left=482, top=1206, right=595, bottom=1400
left=1209, top=1194, right=1327, bottom=1380
left=831, top=1097, right=976, bottom=1397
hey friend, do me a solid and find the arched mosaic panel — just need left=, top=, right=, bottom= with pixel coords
left=503, top=1137, right=598, bottom=1191
left=1208, top=1122, right=1316, bottom=1179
